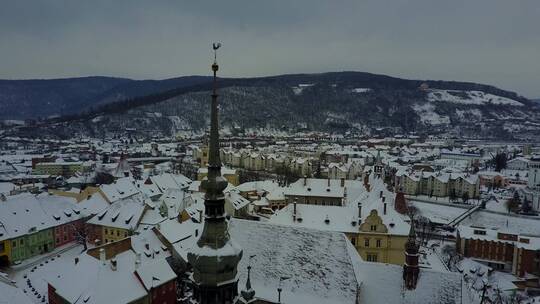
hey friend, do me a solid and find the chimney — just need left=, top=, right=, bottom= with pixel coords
left=379, top=191, right=383, bottom=198
left=382, top=196, right=386, bottom=203
left=293, top=200, right=297, bottom=222
left=135, top=253, right=141, bottom=269
left=74, top=257, right=79, bottom=265
left=303, top=176, right=307, bottom=186
left=195, top=229, right=199, bottom=237
left=357, top=202, right=362, bottom=221
left=145, top=243, right=150, bottom=250
left=99, top=248, right=106, bottom=265
left=384, top=203, right=387, bottom=215
left=340, top=178, right=345, bottom=187
left=110, top=258, right=117, bottom=271
left=327, top=178, right=331, bottom=187
left=198, top=210, right=203, bottom=223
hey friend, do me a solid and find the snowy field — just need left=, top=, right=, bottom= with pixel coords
left=427, top=89, right=523, bottom=106
left=412, top=103, right=451, bottom=125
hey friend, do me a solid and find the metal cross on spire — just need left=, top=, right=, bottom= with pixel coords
left=212, top=42, right=221, bottom=63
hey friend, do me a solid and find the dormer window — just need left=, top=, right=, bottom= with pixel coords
left=370, top=225, right=377, bottom=231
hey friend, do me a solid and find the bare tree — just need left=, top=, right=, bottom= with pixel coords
left=441, top=244, right=459, bottom=270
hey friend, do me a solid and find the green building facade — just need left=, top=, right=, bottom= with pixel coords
left=10, top=228, right=54, bottom=262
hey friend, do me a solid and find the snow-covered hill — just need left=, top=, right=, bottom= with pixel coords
left=427, top=89, right=523, bottom=106
left=4, top=72, right=539, bottom=140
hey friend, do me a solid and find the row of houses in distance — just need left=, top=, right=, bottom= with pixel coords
left=395, top=170, right=481, bottom=199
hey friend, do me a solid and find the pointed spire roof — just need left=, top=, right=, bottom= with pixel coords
left=240, top=265, right=256, bottom=302
left=405, top=218, right=418, bottom=252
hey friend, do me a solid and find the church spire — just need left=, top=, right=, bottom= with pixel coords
left=187, top=43, right=243, bottom=304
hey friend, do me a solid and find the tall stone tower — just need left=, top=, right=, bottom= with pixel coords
left=403, top=221, right=420, bottom=290
left=187, top=43, right=243, bottom=304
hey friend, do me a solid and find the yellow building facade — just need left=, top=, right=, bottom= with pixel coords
left=0, top=239, right=12, bottom=266
left=346, top=210, right=408, bottom=265
left=102, top=226, right=130, bottom=244
left=197, top=168, right=239, bottom=186
left=49, top=186, right=101, bottom=202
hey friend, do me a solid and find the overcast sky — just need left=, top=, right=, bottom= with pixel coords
left=1, top=0, right=539, bottom=97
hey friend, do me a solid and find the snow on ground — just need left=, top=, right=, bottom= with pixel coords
left=420, top=242, right=450, bottom=272
left=8, top=244, right=85, bottom=304
left=291, top=83, right=314, bottom=95
left=351, top=88, right=371, bottom=93
left=427, top=89, right=523, bottom=106
left=90, top=116, right=104, bottom=123
left=167, top=115, right=191, bottom=130
left=412, top=103, right=451, bottom=125
left=1, top=120, right=26, bottom=126
left=411, top=200, right=540, bottom=235
left=230, top=219, right=358, bottom=304
left=455, top=108, right=483, bottom=120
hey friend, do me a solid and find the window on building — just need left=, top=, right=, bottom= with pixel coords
left=370, top=225, right=377, bottom=231
left=367, top=254, right=378, bottom=262
left=124, top=232, right=128, bottom=237
left=64, top=235, right=67, bottom=241
left=12, top=241, right=17, bottom=248
left=117, top=231, right=120, bottom=237
left=376, top=239, right=382, bottom=248
left=105, top=228, right=108, bottom=235
left=364, top=238, right=370, bottom=247
left=351, top=237, right=356, bottom=246
left=20, top=239, right=24, bottom=245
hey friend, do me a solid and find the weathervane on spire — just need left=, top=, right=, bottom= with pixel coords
left=212, top=42, right=221, bottom=64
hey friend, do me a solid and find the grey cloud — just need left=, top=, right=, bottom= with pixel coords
left=0, top=0, right=539, bottom=97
